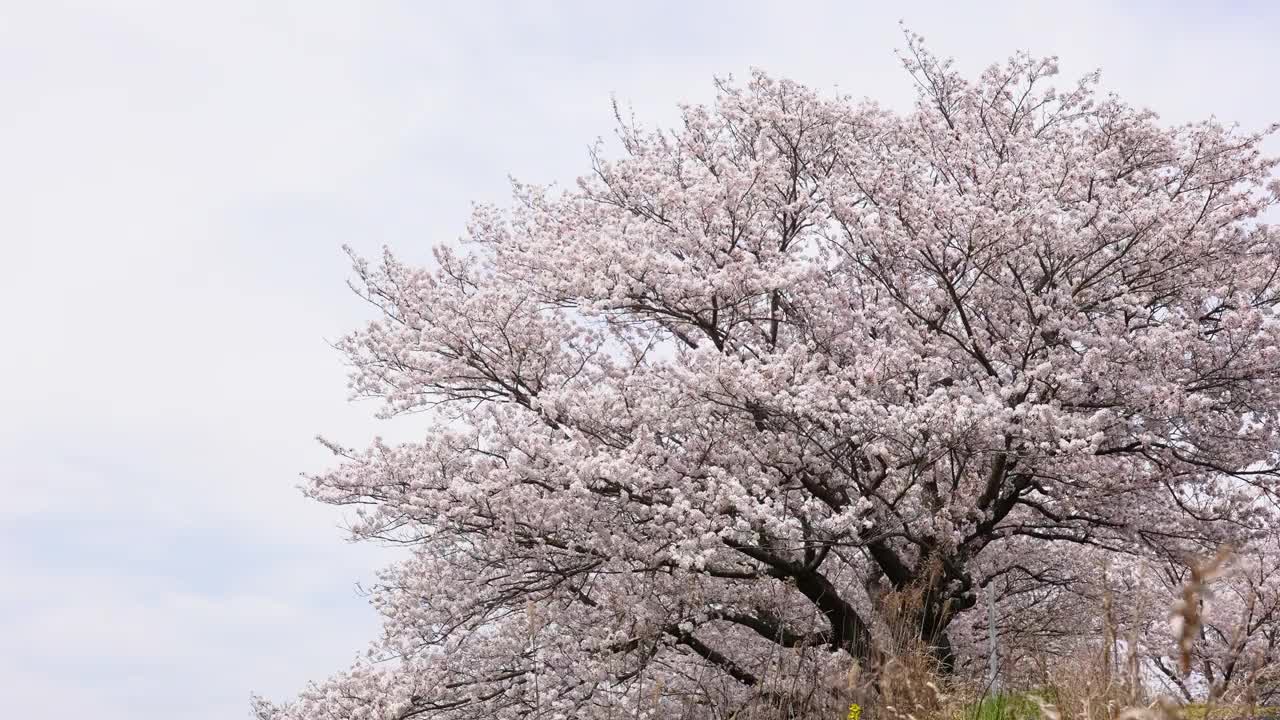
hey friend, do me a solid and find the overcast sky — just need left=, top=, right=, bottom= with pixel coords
left=2, top=1, right=1277, bottom=718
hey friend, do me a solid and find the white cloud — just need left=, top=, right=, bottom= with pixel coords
left=0, top=569, right=379, bottom=720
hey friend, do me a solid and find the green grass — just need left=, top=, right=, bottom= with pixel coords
left=967, top=692, right=1051, bottom=720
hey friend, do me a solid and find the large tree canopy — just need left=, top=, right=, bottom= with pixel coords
left=256, top=37, right=1280, bottom=720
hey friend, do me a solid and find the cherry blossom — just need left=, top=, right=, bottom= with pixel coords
left=257, top=35, right=1280, bottom=720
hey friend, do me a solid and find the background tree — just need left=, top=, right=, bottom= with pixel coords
left=256, top=34, right=1280, bottom=720
left=1141, top=526, right=1280, bottom=704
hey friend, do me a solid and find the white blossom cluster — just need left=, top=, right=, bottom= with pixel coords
left=256, top=35, right=1280, bottom=719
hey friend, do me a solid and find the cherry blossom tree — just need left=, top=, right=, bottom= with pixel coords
left=256, top=35, right=1280, bottom=720
left=1140, top=527, right=1280, bottom=703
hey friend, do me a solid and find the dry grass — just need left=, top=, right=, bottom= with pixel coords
left=719, top=547, right=1275, bottom=720
left=821, top=546, right=1275, bottom=720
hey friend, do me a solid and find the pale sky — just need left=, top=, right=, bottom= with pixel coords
left=2, top=2, right=1277, bottom=718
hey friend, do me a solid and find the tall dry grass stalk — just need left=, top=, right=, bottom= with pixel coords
left=1022, top=546, right=1250, bottom=720
left=730, top=545, right=1268, bottom=720
left=858, top=545, right=1261, bottom=720
left=1173, top=547, right=1233, bottom=678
